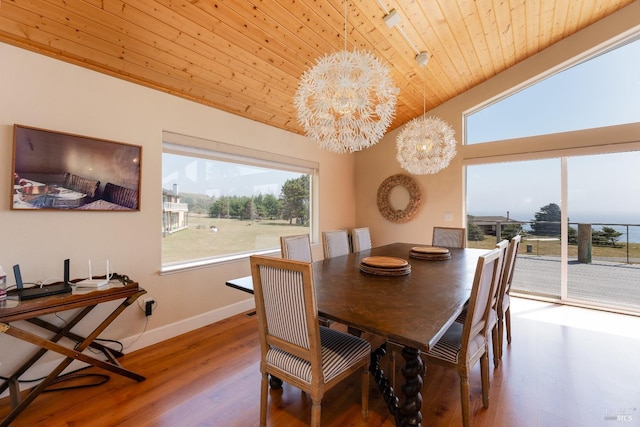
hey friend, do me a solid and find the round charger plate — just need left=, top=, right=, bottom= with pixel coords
left=409, top=252, right=451, bottom=261
left=360, top=264, right=411, bottom=276
left=360, top=256, right=409, bottom=269
left=411, top=246, right=450, bottom=254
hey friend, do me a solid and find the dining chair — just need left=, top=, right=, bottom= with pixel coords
left=454, top=239, right=508, bottom=368
left=351, top=227, right=372, bottom=252
left=322, top=229, right=351, bottom=258
left=432, top=226, right=466, bottom=248
left=496, top=235, right=522, bottom=359
left=280, top=234, right=313, bottom=262
left=250, top=255, right=371, bottom=427
left=489, top=239, right=508, bottom=367
left=280, top=233, right=335, bottom=327
left=424, top=246, right=504, bottom=427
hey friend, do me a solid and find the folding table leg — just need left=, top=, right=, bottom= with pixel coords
left=0, top=306, right=95, bottom=398
left=0, top=290, right=146, bottom=427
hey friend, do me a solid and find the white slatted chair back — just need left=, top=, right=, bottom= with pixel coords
left=280, top=234, right=313, bottom=262
left=432, top=226, right=466, bottom=248
left=352, top=227, right=372, bottom=252
left=322, top=230, right=350, bottom=258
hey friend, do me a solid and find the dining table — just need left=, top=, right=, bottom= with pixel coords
left=226, top=242, right=487, bottom=427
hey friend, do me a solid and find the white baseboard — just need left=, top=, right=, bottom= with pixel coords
left=122, top=298, right=255, bottom=352
left=0, top=299, right=256, bottom=399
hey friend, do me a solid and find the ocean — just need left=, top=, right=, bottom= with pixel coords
left=568, top=213, right=640, bottom=244
left=505, top=212, right=640, bottom=243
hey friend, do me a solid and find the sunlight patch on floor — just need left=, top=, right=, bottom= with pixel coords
left=510, top=296, right=640, bottom=340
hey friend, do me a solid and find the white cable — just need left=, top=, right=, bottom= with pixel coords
left=397, top=27, right=421, bottom=55
left=375, top=0, right=389, bottom=14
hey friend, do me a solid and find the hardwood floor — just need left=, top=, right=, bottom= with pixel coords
left=2, top=297, right=640, bottom=426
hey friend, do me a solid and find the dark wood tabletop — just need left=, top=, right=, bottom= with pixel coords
left=313, top=243, right=484, bottom=352
left=226, top=243, right=486, bottom=352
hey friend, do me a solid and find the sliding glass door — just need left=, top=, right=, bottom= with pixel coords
left=566, top=152, right=640, bottom=312
left=467, top=152, right=640, bottom=313
left=467, top=159, right=562, bottom=299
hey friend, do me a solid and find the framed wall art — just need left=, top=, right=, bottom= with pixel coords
left=11, top=124, right=141, bottom=211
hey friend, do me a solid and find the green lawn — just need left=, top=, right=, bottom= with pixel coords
left=162, top=216, right=308, bottom=264
left=163, top=219, right=640, bottom=265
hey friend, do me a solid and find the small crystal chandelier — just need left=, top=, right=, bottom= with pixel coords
left=396, top=54, right=457, bottom=174
left=294, top=1, right=398, bottom=154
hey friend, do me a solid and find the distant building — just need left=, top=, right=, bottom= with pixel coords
left=468, top=214, right=526, bottom=236
left=162, top=183, right=189, bottom=234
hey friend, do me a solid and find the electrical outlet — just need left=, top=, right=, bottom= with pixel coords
left=144, top=298, right=154, bottom=316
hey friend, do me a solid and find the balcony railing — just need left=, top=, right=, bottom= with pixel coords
left=468, top=219, right=640, bottom=313
left=163, top=201, right=189, bottom=212
left=468, top=220, right=640, bottom=265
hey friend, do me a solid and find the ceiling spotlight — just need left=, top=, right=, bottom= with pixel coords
left=384, top=9, right=401, bottom=28
left=416, top=52, right=429, bottom=67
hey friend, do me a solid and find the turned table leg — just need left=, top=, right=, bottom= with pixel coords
left=398, top=346, right=423, bottom=427
left=269, top=375, right=283, bottom=389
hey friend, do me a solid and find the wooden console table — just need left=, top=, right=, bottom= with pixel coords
left=0, top=280, right=146, bottom=426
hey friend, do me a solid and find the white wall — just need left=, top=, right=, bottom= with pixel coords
left=355, top=2, right=640, bottom=247
left=0, top=42, right=355, bottom=379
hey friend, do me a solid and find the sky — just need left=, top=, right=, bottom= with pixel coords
left=466, top=37, right=640, bottom=222
left=163, top=153, right=303, bottom=198
left=467, top=38, right=640, bottom=143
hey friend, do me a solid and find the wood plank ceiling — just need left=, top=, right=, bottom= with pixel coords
left=0, top=0, right=634, bottom=136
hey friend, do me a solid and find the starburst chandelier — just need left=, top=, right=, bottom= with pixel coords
left=294, top=1, right=398, bottom=154
left=396, top=54, right=457, bottom=174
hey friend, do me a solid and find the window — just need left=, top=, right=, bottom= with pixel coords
left=162, top=132, right=317, bottom=272
left=466, top=37, right=640, bottom=144
left=464, top=33, right=640, bottom=313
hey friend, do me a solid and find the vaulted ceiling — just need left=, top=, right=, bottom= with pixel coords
left=0, top=0, right=634, bottom=135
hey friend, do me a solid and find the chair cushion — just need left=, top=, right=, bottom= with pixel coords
left=266, top=326, right=370, bottom=383
left=426, top=322, right=485, bottom=364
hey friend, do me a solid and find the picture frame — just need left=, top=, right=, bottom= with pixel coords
left=11, top=124, right=142, bottom=211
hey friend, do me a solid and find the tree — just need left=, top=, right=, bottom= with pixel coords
left=501, top=224, right=524, bottom=240
left=467, top=223, right=485, bottom=242
left=209, top=197, right=225, bottom=218
left=592, top=226, right=623, bottom=247
left=241, top=197, right=255, bottom=220
left=279, top=175, right=310, bottom=225
left=530, top=203, right=561, bottom=236
left=261, top=194, right=280, bottom=219
left=567, top=225, right=577, bottom=244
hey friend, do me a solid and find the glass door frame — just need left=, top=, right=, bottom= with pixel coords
left=464, top=138, right=640, bottom=313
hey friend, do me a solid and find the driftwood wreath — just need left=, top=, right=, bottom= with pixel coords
left=376, top=174, right=422, bottom=223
